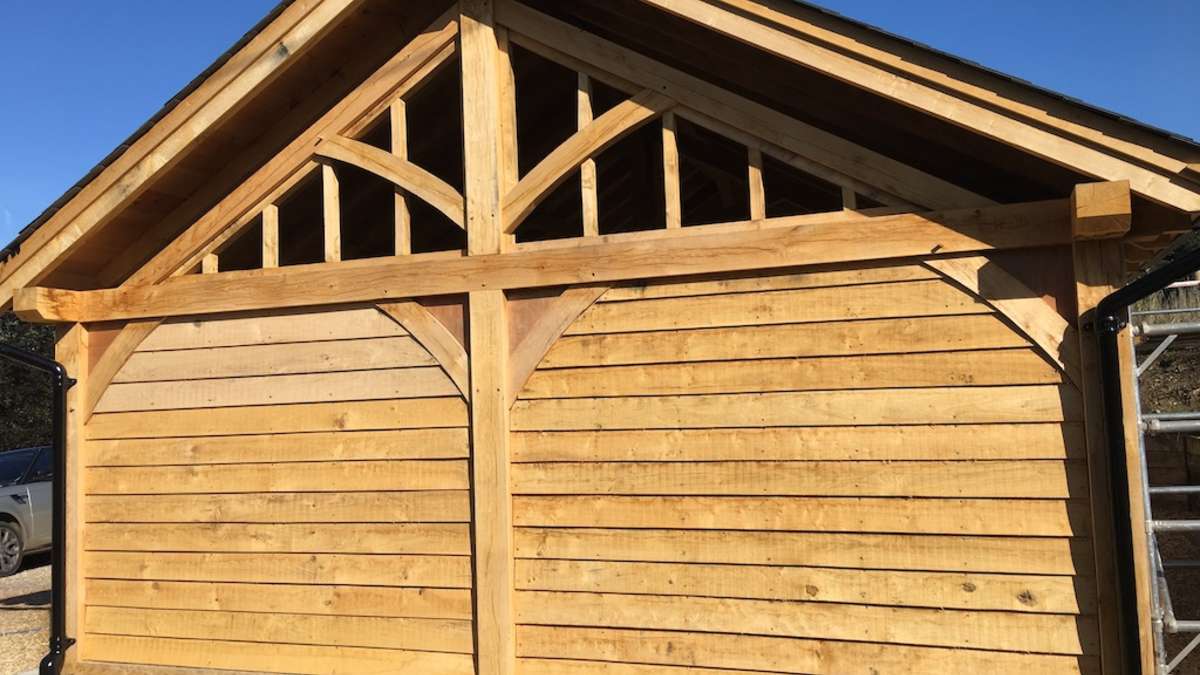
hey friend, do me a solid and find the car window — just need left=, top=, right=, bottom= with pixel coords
left=25, top=447, right=53, bottom=483
left=0, top=449, right=38, bottom=487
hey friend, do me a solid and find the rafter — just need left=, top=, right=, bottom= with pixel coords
left=315, top=135, right=466, bottom=229
left=502, top=89, right=675, bottom=234
left=496, top=0, right=991, bottom=212
left=643, top=0, right=1200, bottom=212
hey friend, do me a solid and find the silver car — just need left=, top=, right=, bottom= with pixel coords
left=0, top=446, right=53, bottom=576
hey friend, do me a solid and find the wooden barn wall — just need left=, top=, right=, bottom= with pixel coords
left=76, top=305, right=474, bottom=673
left=510, top=260, right=1099, bottom=674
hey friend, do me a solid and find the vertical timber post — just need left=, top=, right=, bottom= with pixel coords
left=1071, top=180, right=1144, bottom=674
left=54, top=324, right=87, bottom=667
left=461, top=1, right=516, bottom=674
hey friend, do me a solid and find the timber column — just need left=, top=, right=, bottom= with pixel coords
left=461, top=1, right=516, bottom=673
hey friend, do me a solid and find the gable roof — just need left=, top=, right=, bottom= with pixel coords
left=2, top=0, right=1198, bottom=309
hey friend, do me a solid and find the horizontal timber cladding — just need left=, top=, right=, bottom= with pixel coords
left=78, top=305, right=474, bottom=673
left=511, top=261, right=1097, bottom=673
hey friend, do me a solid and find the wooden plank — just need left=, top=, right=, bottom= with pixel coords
left=321, top=162, right=341, bottom=262
left=88, top=428, right=469, bottom=466
left=86, top=554, right=471, bottom=592
left=96, top=366, right=457, bottom=412
left=517, top=626, right=1100, bottom=675
left=84, top=635, right=474, bottom=674
left=518, top=658, right=777, bottom=675
left=521, top=349, right=1061, bottom=398
left=315, top=134, right=466, bottom=229
left=508, top=285, right=608, bottom=404
left=663, top=110, right=682, bottom=228
left=1119, top=325, right=1156, bottom=674
left=391, top=99, right=412, bottom=255
left=84, top=523, right=470, bottom=554
left=137, top=305, right=404, bottom=350
left=261, top=203, right=279, bottom=268
left=462, top=0, right=504, bottom=257
left=469, top=291, right=516, bottom=675
left=511, top=459, right=1086, bottom=499
left=497, top=1, right=992, bottom=210
left=115, top=336, right=435, bottom=382
left=638, top=0, right=1200, bottom=212
left=0, top=0, right=369, bottom=307
left=542, top=314, right=1030, bottom=367
left=578, top=73, right=600, bottom=237
left=16, top=199, right=1072, bottom=323
left=85, top=319, right=161, bottom=417
left=377, top=300, right=470, bottom=399
left=515, top=559, right=1091, bottom=614
left=512, top=385, right=1083, bottom=430
left=56, top=324, right=87, bottom=667
left=200, top=253, right=218, bottom=274
left=515, top=527, right=1093, bottom=575
left=565, top=279, right=988, bottom=334
left=748, top=146, right=765, bottom=220
left=86, top=461, right=468, bottom=495
left=86, top=397, right=467, bottom=439
left=513, top=495, right=1087, bottom=536
left=505, top=90, right=676, bottom=234
left=926, top=255, right=1081, bottom=386
left=600, top=262, right=938, bottom=301
left=515, top=590, right=1098, bottom=655
left=1073, top=235, right=1134, bottom=675
left=87, top=607, right=473, bottom=654
left=510, top=424, right=1086, bottom=462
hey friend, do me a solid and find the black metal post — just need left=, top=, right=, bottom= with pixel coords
left=0, top=343, right=76, bottom=675
left=1095, top=242, right=1200, bottom=675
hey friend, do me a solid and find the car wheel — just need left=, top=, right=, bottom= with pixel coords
left=0, top=522, right=23, bottom=577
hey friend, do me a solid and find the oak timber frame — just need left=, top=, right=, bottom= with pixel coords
left=9, top=3, right=1163, bottom=674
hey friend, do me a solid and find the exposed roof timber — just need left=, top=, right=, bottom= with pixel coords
left=641, top=0, right=1200, bottom=213
left=497, top=1, right=992, bottom=211
left=732, top=0, right=1200, bottom=170
left=129, top=9, right=461, bottom=286
left=0, top=0, right=368, bottom=309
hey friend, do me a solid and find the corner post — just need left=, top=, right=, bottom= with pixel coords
left=53, top=323, right=87, bottom=669
left=461, top=1, right=516, bottom=673
left=1070, top=180, right=1145, bottom=673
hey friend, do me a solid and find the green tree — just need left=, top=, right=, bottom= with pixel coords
left=0, top=312, right=55, bottom=451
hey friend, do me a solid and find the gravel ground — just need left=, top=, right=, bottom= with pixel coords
left=0, top=553, right=50, bottom=675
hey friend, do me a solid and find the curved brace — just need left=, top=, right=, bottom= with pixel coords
left=502, top=89, right=675, bottom=234
left=925, top=255, right=1082, bottom=388
left=376, top=300, right=470, bottom=399
left=507, top=284, right=610, bottom=406
left=316, top=135, right=466, bottom=229
left=86, top=319, right=163, bottom=419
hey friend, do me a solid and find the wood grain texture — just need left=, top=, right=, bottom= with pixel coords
left=16, top=199, right=1072, bottom=323
left=315, top=134, right=465, bottom=228
left=515, top=590, right=1097, bottom=654
left=926, top=254, right=1081, bottom=386
left=378, top=300, right=471, bottom=398
left=85, top=319, right=162, bottom=417
left=510, top=424, right=1085, bottom=462
left=508, top=285, right=608, bottom=405
left=517, top=627, right=1099, bottom=675
left=514, top=527, right=1093, bottom=575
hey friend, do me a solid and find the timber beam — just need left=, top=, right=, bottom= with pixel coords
left=15, top=199, right=1071, bottom=324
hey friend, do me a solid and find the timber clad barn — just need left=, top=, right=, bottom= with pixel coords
left=4, top=1, right=1200, bottom=673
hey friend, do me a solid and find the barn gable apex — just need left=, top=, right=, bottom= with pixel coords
left=2, top=0, right=1198, bottom=306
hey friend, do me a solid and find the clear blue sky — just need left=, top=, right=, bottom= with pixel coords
left=1, top=1, right=1197, bottom=247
